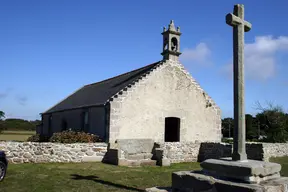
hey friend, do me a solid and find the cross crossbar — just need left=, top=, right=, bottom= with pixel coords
left=226, top=13, right=252, bottom=32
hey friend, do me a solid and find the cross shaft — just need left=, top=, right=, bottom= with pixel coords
left=226, top=4, right=252, bottom=161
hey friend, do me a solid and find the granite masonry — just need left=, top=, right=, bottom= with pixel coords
left=0, top=141, right=107, bottom=164
left=108, top=58, right=222, bottom=143
left=1, top=141, right=288, bottom=165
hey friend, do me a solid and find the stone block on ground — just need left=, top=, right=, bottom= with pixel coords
left=140, top=159, right=157, bottom=166
left=82, top=156, right=103, bottom=162
left=118, top=159, right=141, bottom=167
left=116, top=139, right=154, bottom=154
left=126, top=153, right=145, bottom=160
left=200, top=158, right=281, bottom=184
left=118, top=159, right=157, bottom=167
left=126, top=153, right=154, bottom=160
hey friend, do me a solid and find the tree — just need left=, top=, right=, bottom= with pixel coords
left=0, top=111, right=5, bottom=133
left=255, top=112, right=269, bottom=137
left=0, top=111, right=5, bottom=120
left=245, top=114, right=257, bottom=140
left=3, top=118, right=38, bottom=131
left=254, top=101, right=288, bottom=143
left=222, top=118, right=234, bottom=138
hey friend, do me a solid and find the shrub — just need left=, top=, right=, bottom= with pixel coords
left=221, top=138, right=233, bottom=144
left=49, top=130, right=102, bottom=143
left=27, top=134, right=50, bottom=142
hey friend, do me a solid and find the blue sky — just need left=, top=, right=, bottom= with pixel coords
left=0, top=0, right=288, bottom=120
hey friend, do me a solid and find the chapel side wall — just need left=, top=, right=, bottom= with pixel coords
left=50, top=109, right=83, bottom=133
left=89, top=106, right=106, bottom=140
left=109, top=60, right=221, bottom=143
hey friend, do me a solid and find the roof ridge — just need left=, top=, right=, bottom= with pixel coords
left=84, top=61, right=161, bottom=88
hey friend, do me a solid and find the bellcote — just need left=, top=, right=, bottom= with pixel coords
left=161, top=20, right=182, bottom=61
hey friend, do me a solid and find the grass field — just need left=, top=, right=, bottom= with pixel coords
left=0, top=130, right=35, bottom=141
left=270, top=156, right=288, bottom=176
left=1, top=162, right=200, bottom=192
left=0, top=157, right=287, bottom=192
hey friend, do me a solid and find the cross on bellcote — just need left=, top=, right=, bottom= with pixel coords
left=226, top=4, right=252, bottom=161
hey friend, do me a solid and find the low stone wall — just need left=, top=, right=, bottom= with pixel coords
left=0, top=141, right=287, bottom=164
left=0, top=142, right=108, bottom=163
left=158, top=142, right=288, bottom=163
left=157, top=142, right=232, bottom=163
left=262, top=143, right=288, bottom=161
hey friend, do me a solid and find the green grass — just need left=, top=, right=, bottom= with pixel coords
left=1, top=162, right=200, bottom=192
left=0, top=153, right=287, bottom=192
left=270, top=156, right=288, bottom=176
left=0, top=130, right=35, bottom=141
left=2, top=157, right=288, bottom=192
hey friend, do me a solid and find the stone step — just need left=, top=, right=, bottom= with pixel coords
left=118, top=159, right=157, bottom=167
left=118, top=159, right=141, bottom=167
left=140, top=159, right=157, bottom=166
left=126, top=153, right=153, bottom=160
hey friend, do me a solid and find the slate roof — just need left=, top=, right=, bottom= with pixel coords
left=42, top=61, right=161, bottom=114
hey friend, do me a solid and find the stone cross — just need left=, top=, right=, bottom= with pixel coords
left=226, top=4, right=252, bottom=161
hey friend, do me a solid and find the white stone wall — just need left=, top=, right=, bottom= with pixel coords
left=109, top=59, right=221, bottom=143
left=0, top=141, right=287, bottom=164
left=158, top=142, right=232, bottom=163
left=159, top=142, right=201, bottom=163
left=262, top=143, right=288, bottom=161
left=0, top=142, right=107, bottom=164
left=158, top=142, right=288, bottom=163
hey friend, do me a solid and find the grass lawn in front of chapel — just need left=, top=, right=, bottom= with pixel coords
left=1, top=156, right=288, bottom=192
left=0, top=162, right=200, bottom=192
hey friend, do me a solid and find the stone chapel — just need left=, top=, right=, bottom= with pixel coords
left=38, top=20, right=222, bottom=143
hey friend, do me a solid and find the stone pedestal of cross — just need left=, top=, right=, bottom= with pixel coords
left=226, top=4, right=252, bottom=161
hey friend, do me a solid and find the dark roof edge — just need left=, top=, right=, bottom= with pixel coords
left=84, top=61, right=162, bottom=88
left=41, top=85, right=86, bottom=114
left=41, top=60, right=162, bottom=115
left=104, top=60, right=163, bottom=105
left=40, top=103, right=105, bottom=115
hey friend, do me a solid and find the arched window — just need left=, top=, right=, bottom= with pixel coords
left=165, top=117, right=180, bottom=142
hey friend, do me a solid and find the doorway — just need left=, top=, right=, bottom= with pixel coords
left=164, top=117, right=180, bottom=142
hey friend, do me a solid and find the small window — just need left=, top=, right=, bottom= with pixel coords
left=82, top=110, right=89, bottom=132
left=61, top=118, right=68, bottom=131
left=48, top=115, right=53, bottom=135
left=84, top=112, right=89, bottom=125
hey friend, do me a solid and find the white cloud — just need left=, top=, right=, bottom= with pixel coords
left=180, top=43, right=211, bottom=66
left=222, top=36, right=288, bottom=81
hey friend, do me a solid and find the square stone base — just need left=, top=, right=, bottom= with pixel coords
left=171, top=171, right=288, bottom=192
left=200, top=158, right=281, bottom=184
